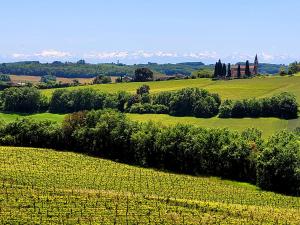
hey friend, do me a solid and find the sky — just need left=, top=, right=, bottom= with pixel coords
left=0, top=0, right=299, bottom=64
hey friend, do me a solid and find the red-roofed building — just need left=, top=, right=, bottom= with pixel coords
left=231, top=55, right=259, bottom=78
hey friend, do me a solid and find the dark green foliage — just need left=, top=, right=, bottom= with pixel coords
left=0, top=74, right=11, bottom=82
left=214, top=59, right=223, bottom=78
left=134, top=68, right=154, bottom=82
left=127, top=94, right=141, bottom=108
left=0, top=61, right=135, bottom=78
left=153, top=92, right=173, bottom=106
left=227, top=64, right=231, bottom=78
left=0, top=87, right=47, bottom=113
left=219, top=93, right=298, bottom=119
left=167, top=88, right=220, bottom=117
left=237, top=64, right=241, bottom=78
left=222, top=64, right=227, bottom=77
left=192, top=68, right=214, bottom=78
left=288, top=61, right=299, bottom=75
left=40, top=75, right=56, bottom=83
left=49, top=89, right=109, bottom=113
left=245, top=60, right=251, bottom=77
left=256, top=131, right=300, bottom=195
left=136, top=85, right=150, bottom=95
left=219, top=100, right=233, bottom=118
left=129, top=103, right=169, bottom=114
left=0, top=119, right=62, bottom=148
left=93, top=75, right=112, bottom=84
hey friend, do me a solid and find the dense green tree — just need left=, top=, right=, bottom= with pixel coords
left=134, top=68, right=154, bottom=82
left=40, top=75, right=56, bottom=83
left=213, top=63, right=218, bottom=78
left=257, top=131, right=300, bottom=195
left=227, top=63, right=231, bottom=78
left=222, top=63, right=227, bottom=77
left=136, top=85, right=150, bottom=95
left=237, top=64, right=241, bottom=79
left=245, top=60, right=251, bottom=77
left=0, top=87, right=47, bottom=113
left=288, top=61, right=299, bottom=75
left=0, top=74, right=11, bottom=82
left=93, top=75, right=112, bottom=84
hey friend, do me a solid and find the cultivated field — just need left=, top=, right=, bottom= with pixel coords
left=41, top=76, right=300, bottom=102
left=1, top=146, right=299, bottom=224
left=9, top=75, right=94, bottom=84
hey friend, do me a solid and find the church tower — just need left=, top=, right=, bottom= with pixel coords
left=253, top=54, right=259, bottom=75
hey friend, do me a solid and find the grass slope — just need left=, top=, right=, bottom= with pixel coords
left=1, top=147, right=299, bottom=224
left=1, top=112, right=298, bottom=138
left=41, top=76, right=300, bottom=102
left=0, top=112, right=65, bottom=123
left=127, top=114, right=295, bottom=138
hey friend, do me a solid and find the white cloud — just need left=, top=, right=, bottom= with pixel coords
left=183, top=51, right=218, bottom=60
left=7, top=50, right=297, bottom=64
left=12, top=53, right=30, bottom=58
left=261, top=52, right=275, bottom=61
left=84, top=51, right=129, bottom=59
left=34, top=50, right=71, bottom=58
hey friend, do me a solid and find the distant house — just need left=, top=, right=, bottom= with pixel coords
left=122, top=76, right=133, bottom=82
left=231, top=55, right=259, bottom=78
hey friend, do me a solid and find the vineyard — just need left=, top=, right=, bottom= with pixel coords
left=1, top=147, right=300, bottom=224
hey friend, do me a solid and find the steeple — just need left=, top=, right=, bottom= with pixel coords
left=253, top=54, right=258, bottom=75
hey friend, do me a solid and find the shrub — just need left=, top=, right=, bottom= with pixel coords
left=168, top=88, right=220, bottom=117
left=219, top=100, right=233, bottom=118
left=129, top=103, right=169, bottom=114
left=49, top=89, right=108, bottom=113
left=0, top=87, right=47, bottom=113
left=256, top=131, right=300, bottom=195
left=0, top=119, right=62, bottom=148
left=219, top=93, right=298, bottom=119
left=136, top=85, right=150, bottom=95
left=93, top=75, right=112, bottom=84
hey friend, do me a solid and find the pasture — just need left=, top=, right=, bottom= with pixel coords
left=127, top=114, right=300, bottom=138
left=1, top=146, right=299, bottom=224
left=1, top=112, right=299, bottom=138
left=41, top=76, right=300, bottom=102
left=9, top=75, right=94, bottom=84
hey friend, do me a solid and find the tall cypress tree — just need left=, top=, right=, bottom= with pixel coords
left=245, top=60, right=251, bottom=77
left=222, top=63, right=227, bottom=77
left=227, top=63, right=231, bottom=78
left=237, top=64, right=241, bottom=79
left=218, top=59, right=222, bottom=77
left=214, top=62, right=218, bottom=78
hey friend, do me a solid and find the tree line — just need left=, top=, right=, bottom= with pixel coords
left=219, top=93, right=298, bottom=119
left=214, top=59, right=252, bottom=79
left=0, top=61, right=209, bottom=79
left=0, top=109, right=299, bottom=196
left=0, top=86, right=298, bottom=119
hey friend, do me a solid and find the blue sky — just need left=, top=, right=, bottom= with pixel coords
left=0, top=0, right=299, bottom=64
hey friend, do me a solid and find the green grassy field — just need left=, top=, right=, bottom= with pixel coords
left=1, top=146, right=299, bottom=224
left=0, top=112, right=65, bottom=123
left=1, top=112, right=299, bottom=138
left=127, top=114, right=300, bottom=138
left=41, top=76, right=300, bottom=102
